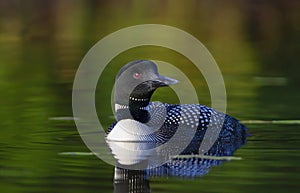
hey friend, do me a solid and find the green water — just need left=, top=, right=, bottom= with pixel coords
left=1, top=1, right=300, bottom=193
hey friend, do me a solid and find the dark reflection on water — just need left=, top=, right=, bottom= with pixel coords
left=113, top=158, right=223, bottom=193
left=114, top=168, right=150, bottom=193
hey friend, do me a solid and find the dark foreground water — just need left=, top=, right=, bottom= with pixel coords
left=1, top=1, right=300, bottom=193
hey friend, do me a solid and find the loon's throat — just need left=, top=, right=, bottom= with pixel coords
left=128, top=97, right=151, bottom=123
left=115, top=99, right=151, bottom=123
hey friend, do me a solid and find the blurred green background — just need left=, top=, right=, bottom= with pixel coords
left=0, top=0, right=300, bottom=192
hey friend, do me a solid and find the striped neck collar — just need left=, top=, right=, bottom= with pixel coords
left=129, top=96, right=149, bottom=102
left=115, top=104, right=151, bottom=111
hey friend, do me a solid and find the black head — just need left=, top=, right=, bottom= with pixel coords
left=114, top=60, right=178, bottom=105
left=114, top=60, right=178, bottom=121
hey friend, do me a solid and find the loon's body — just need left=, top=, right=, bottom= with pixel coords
left=108, top=60, right=247, bottom=157
left=109, top=102, right=247, bottom=156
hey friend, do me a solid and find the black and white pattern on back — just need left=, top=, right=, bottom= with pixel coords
left=108, top=102, right=247, bottom=156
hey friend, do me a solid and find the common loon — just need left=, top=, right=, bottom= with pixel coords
left=108, top=60, right=247, bottom=157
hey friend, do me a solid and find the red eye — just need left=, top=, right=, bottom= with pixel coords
left=133, top=73, right=141, bottom=79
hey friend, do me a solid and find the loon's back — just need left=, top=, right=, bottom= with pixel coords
left=161, top=103, right=247, bottom=156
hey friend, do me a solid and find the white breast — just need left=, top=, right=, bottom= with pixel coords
left=106, top=119, right=157, bottom=167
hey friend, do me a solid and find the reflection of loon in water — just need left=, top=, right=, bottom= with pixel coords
left=106, top=60, right=248, bottom=192
left=113, top=157, right=223, bottom=193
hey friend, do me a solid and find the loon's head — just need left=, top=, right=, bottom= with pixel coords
left=114, top=60, right=178, bottom=121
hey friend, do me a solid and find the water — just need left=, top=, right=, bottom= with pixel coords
left=1, top=1, right=300, bottom=192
